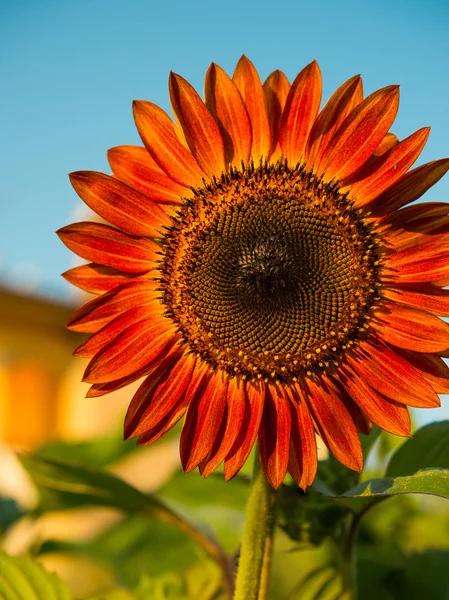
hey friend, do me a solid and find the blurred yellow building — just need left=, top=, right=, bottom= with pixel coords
left=0, top=285, right=131, bottom=449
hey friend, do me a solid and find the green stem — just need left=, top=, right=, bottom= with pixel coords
left=233, top=451, right=277, bottom=600
left=340, top=501, right=378, bottom=599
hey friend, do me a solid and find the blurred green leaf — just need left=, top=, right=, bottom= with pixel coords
left=19, top=454, right=164, bottom=514
left=402, top=550, right=449, bottom=599
left=83, top=515, right=199, bottom=587
left=0, top=497, right=23, bottom=533
left=386, top=421, right=449, bottom=477
left=37, top=436, right=138, bottom=469
left=19, top=455, right=233, bottom=594
left=0, top=552, right=72, bottom=600
left=86, top=590, right=136, bottom=600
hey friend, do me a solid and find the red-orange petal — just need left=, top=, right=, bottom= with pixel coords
left=132, top=100, right=205, bottom=187
left=258, top=383, right=291, bottom=489
left=373, top=132, right=399, bottom=157
left=83, top=319, right=176, bottom=383
left=286, top=385, right=318, bottom=490
left=69, top=171, right=172, bottom=238
left=383, top=284, right=449, bottom=316
left=263, top=70, right=290, bottom=159
left=279, top=61, right=322, bottom=165
left=108, top=145, right=189, bottom=204
left=224, top=380, right=265, bottom=480
left=137, top=402, right=188, bottom=446
left=62, top=264, right=140, bottom=294
left=320, top=85, right=399, bottom=182
left=200, top=376, right=247, bottom=477
left=306, top=74, right=363, bottom=171
left=303, top=376, right=363, bottom=472
left=369, top=158, right=449, bottom=215
left=125, top=351, right=195, bottom=439
left=205, top=62, right=252, bottom=166
left=394, top=349, right=449, bottom=394
left=374, top=304, right=449, bottom=353
left=343, top=128, right=430, bottom=207
left=57, top=222, right=158, bottom=273
left=339, top=366, right=411, bottom=436
left=67, top=280, right=159, bottom=333
left=74, top=305, right=154, bottom=358
left=169, top=72, right=226, bottom=178
left=180, top=369, right=228, bottom=472
left=348, top=340, right=440, bottom=408
left=232, top=55, right=271, bottom=161
left=386, top=236, right=449, bottom=283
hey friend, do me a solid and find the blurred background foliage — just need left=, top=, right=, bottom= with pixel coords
left=0, top=286, right=449, bottom=599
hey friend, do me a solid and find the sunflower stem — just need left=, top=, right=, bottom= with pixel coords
left=233, top=450, right=277, bottom=600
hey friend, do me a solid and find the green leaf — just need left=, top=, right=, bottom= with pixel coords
left=19, top=454, right=168, bottom=514
left=85, top=589, right=136, bottom=600
left=340, top=468, right=449, bottom=509
left=386, top=421, right=449, bottom=477
left=277, top=485, right=349, bottom=546
left=0, top=552, right=73, bottom=600
left=19, top=455, right=232, bottom=587
left=37, top=436, right=139, bottom=469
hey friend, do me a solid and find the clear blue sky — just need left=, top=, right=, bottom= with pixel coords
left=1, top=0, right=449, bottom=301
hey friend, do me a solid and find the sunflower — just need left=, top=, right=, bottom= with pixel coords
left=58, top=57, right=449, bottom=490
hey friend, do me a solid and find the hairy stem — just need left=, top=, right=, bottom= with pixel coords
left=233, top=451, right=277, bottom=600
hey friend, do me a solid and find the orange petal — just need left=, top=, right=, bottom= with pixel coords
left=373, top=132, right=399, bottom=156
left=348, top=340, right=440, bottom=408
left=67, top=280, right=160, bottom=333
left=394, top=349, right=449, bottom=394
left=224, top=380, right=265, bottom=480
left=375, top=304, right=449, bottom=353
left=133, top=100, right=205, bottom=187
left=200, top=376, right=247, bottom=477
left=383, top=284, right=449, bottom=316
left=342, top=128, right=430, bottom=207
left=279, top=61, right=322, bottom=165
left=369, top=158, right=449, bottom=215
left=232, top=55, right=271, bottom=161
left=339, top=367, right=411, bottom=437
left=306, top=74, right=363, bottom=171
left=69, top=171, right=172, bottom=238
left=205, top=62, right=252, bottom=166
left=263, top=70, right=290, bottom=159
left=75, top=306, right=157, bottom=358
left=386, top=202, right=449, bottom=228
left=62, top=263, right=140, bottom=294
left=320, top=85, right=399, bottom=181
left=137, top=403, right=188, bottom=446
left=57, top=222, right=158, bottom=273
left=285, top=385, right=317, bottom=490
left=258, top=383, right=291, bottom=489
left=108, top=145, right=189, bottom=204
left=169, top=72, right=226, bottom=177
left=386, top=236, right=449, bottom=283
left=180, top=369, right=228, bottom=472
left=303, top=376, right=363, bottom=472
left=83, top=319, right=176, bottom=384
left=125, top=352, right=195, bottom=439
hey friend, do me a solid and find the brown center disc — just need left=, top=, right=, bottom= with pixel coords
left=161, top=161, right=382, bottom=381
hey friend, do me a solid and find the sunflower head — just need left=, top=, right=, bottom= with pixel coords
left=58, top=56, right=449, bottom=489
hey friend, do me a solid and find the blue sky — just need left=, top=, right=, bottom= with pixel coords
left=1, top=0, right=448, bottom=300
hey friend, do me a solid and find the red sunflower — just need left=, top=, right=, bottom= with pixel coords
left=58, top=57, right=449, bottom=489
